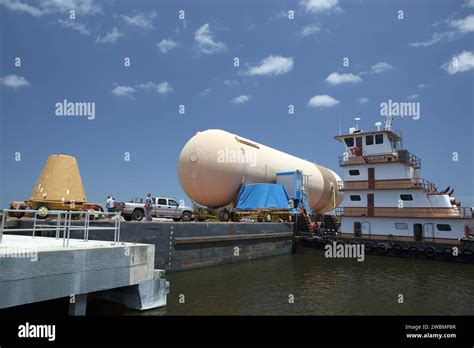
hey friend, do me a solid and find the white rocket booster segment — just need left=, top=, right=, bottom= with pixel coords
left=178, top=129, right=343, bottom=214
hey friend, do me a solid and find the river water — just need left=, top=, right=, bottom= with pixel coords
left=92, top=252, right=474, bottom=316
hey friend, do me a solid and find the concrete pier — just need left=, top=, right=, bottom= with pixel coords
left=0, top=235, right=168, bottom=314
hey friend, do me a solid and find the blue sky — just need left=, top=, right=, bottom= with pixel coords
left=0, top=0, right=473, bottom=209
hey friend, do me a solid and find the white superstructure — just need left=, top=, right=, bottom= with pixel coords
left=335, top=119, right=472, bottom=244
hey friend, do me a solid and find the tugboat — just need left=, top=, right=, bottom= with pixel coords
left=298, top=115, right=474, bottom=262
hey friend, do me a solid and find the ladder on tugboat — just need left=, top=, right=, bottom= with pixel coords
left=301, top=210, right=315, bottom=233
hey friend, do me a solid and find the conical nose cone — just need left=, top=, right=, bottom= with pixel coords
left=30, top=154, right=87, bottom=203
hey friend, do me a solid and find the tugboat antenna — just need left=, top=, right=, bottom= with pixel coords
left=354, top=117, right=360, bottom=131
left=385, top=112, right=393, bottom=131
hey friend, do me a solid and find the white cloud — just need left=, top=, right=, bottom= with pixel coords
left=0, top=74, right=30, bottom=88
left=112, top=81, right=173, bottom=98
left=194, top=23, right=226, bottom=54
left=442, top=51, right=474, bottom=74
left=200, top=88, right=211, bottom=96
left=157, top=39, right=178, bottom=53
left=0, top=0, right=102, bottom=16
left=357, top=97, right=369, bottom=104
left=231, top=95, right=251, bottom=104
left=409, top=31, right=456, bottom=48
left=96, top=28, right=124, bottom=44
left=308, top=95, right=339, bottom=108
left=407, top=94, right=419, bottom=100
left=274, top=10, right=289, bottom=20
left=136, top=81, right=173, bottom=94
left=370, top=62, right=392, bottom=74
left=467, top=0, right=474, bottom=7
left=224, top=80, right=239, bottom=87
left=449, top=15, right=474, bottom=33
left=111, top=85, right=135, bottom=98
left=410, top=14, right=473, bottom=48
left=325, top=72, right=362, bottom=85
left=300, top=0, right=340, bottom=13
left=300, top=24, right=320, bottom=37
left=58, top=19, right=90, bottom=35
left=410, top=32, right=445, bottom=48
left=0, top=0, right=43, bottom=16
left=417, top=84, right=427, bottom=89
left=156, top=82, right=173, bottom=94
left=121, top=12, right=157, bottom=30
left=245, top=55, right=294, bottom=77
left=43, top=0, right=101, bottom=15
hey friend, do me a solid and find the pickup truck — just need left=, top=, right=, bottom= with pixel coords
left=121, top=197, right=193, bottom=222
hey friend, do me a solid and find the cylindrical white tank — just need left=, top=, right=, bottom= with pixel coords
left=178, top=129, right=343, bottom=214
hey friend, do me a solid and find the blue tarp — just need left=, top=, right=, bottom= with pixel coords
left=235, top=184, right=290, bottom=211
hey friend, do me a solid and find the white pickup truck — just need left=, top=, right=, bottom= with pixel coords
left=121, top=197, right=193, bottom=222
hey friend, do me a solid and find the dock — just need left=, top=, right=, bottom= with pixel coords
left=0, top=211, right=168, bottom=314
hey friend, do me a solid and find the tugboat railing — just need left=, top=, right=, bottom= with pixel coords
left=396, top=150, right=421, bottom=168
left=338, top=149, right=421, bottom=168
left=338, top=207, right=472, bottom=219
left=341, top=178, right=437, bottom=191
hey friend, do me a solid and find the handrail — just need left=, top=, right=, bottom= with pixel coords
left=1, top=209, right=121, bottom=246
left=396, top=150, right=421, bottom=168
left=342, top=178, right=437, bottom=191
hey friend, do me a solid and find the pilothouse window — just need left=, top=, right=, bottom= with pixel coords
left=349, top=170, right=360, bottom=176
left=366, top=135, right=374, bottom=145
left=350, top=195, right=361, bottom=201
left=344, top=138, right=354, bottom=147
left=375, top=134, right=384, bottom=144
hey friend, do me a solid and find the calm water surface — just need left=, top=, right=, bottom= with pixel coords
left=91, top=253, right=474, bottom=315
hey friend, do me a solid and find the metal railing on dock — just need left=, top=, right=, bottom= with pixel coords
left=1, top=209, right=121, bottom=246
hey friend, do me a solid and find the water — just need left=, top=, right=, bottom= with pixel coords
left=89, top=252, right=474, bottom=316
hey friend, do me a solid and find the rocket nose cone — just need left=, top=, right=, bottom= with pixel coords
left=178, top=131, right=223, bottom=206
left=178, top=136, right=200, bottom=192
